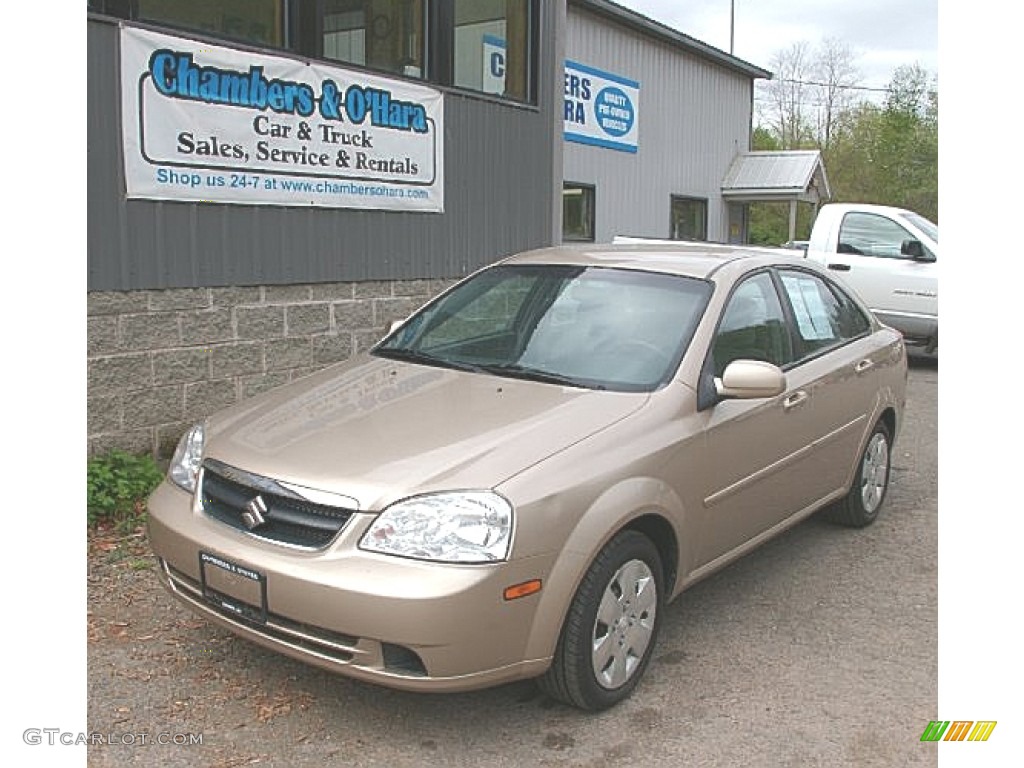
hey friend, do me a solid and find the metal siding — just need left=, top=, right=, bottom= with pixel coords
left=564, top=8, right=754, bottom=243
left=88, top=11, right=559, bottom=291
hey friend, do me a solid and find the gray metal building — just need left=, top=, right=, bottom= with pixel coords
left=563, top=0, right=769, bottom=244
left=86, top=1, right=783, bottom=457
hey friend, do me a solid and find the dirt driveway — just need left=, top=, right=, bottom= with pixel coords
left=86, top=359, right=938, bottom=768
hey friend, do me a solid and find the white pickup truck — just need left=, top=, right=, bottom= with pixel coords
left=801, top=203, right=937, bottom=353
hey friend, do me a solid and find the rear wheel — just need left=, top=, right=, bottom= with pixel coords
left=539, top=530, right=663, bottom=710
left=829, top=420, right=891, bottom=527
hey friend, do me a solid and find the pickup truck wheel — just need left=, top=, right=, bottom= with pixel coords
left=539, top=530, right=663, bottom=710
left=829, top=420, right=891, bottom=527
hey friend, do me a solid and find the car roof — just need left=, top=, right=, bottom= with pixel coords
left=498, top=241, right=806, bottom=280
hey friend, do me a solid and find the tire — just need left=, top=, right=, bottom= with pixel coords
left=829, top=420, right=891, bottom=527
left=539, top=530, right=663, bottom=710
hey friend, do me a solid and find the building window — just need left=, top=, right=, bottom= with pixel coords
left=137, top=0, right=285, bottom=47
left=670, top=196, right=708, bottom=241
left=453, top=0, right=531, bottom=101
left=322, top=0, right=425, bottom=78
left=563, top=184, right=595, bottom=242
left=92, top=1, right=538, bottom=103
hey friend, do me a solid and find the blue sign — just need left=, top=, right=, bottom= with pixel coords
left=563, top=60, right=640, bottom=153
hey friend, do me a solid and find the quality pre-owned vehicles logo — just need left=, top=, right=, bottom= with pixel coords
left=920, top=720, right=997, bottom=742
left=563, top=60, right=640, bottom=153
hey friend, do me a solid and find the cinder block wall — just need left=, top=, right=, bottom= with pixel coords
left=87, top=278, right=455, bottom=458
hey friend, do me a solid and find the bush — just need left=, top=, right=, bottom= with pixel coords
left=87, top=450, right=164, bottom=530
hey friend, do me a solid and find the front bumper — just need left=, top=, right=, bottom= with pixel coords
left=147, top=480, right=556, bottom=692
left=875, top=310, right=937, bottom=350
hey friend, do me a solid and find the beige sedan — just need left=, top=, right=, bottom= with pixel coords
left=147, top=242, right=906, bottom=710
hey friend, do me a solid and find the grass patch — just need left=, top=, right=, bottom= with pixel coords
left=87, top=450, right=164, bottom=533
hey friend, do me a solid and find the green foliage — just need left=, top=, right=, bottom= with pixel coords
left=821, top=65, right=938, bottom=220
left=752, top=126, right=781, bottom=152
left=87, top=450, right=164, bottom=531
left=748, top=201, right=817, bottom=246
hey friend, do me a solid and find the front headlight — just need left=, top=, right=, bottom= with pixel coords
left=359, top=491, right=513, bottom=564
left=169, top=423, right=205, bottom=492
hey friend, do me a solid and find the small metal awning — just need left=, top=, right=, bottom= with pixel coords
left=721, top=150, right=831, bottom=241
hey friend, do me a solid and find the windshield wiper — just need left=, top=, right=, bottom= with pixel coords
left=480, top=363, right=604, bottom=390
left=372, top=347, right=486, bottom=374
left=375, top=349, right=602, bottom=388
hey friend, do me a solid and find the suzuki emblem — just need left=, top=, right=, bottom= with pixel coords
left=241, top=495, right=268, bottom=530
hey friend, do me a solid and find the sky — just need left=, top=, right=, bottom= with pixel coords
left=613, top=0, right=938, bottom=94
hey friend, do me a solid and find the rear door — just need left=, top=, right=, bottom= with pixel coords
left=773, top=268, right=885, bottom=494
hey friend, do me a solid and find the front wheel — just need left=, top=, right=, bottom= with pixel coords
left=539, top=530, right=663, bottom=710
left=829, top=420, right=891, bottom=527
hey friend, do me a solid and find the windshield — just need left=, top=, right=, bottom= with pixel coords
left=900, top=212, right=938, bottom=244
left=374, top=264, right=712, bottom=392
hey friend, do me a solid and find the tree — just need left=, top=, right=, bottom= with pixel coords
left=759, top=42, right=816, bottom=149
left=757, top=39, right=862, bottom=151
left=751, top=125, right=781, bottom=151
left=812, top=37, right=861, bottom=151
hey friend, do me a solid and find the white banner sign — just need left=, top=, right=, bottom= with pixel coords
left=120, top=27, right=444, bottom=211
left=563, top=60, right=640, bottom=153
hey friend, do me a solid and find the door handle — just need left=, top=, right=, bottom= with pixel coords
left=783, top=391, right=809, bottom=411
left=855, top=359, right=874, bottom=374
left=827, top=263, right=851, bottom=271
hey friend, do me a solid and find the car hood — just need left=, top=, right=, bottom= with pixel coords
left=203, top=355, right=648, bottom=510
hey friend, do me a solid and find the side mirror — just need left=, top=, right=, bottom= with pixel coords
left=901, top=239, right=935, bottom=262
left=715, top=360, right=786, bottom=400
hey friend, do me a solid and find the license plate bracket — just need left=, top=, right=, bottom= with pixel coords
left=199, top=551, right=268, bottom=624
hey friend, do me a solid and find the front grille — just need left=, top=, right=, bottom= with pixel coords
left=200, top=460, right=356, bottom=549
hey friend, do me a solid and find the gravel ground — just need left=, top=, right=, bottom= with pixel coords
left=87, top=358, right=937, bottom=768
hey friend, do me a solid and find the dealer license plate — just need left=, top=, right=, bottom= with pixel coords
left=199, top=551, right=267, bottom=624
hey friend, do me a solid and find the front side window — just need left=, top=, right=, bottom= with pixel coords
left=137, top=0, right=284, bottom=46
left=900, top=212, right=939, bottom=244
left=453, top=0, right=531, bottom=101
left=322, top=0, right=425, bottom=78
left=376, top=265, right=712, bottom=392
left=837, top=212, right=931, bottom=259
left=670, top=196, right=708, bottom=241
left=562, top=184, right=595, bottom=242
left=712, top=272, right=792, bottom=377
left=778, top=270, right=870, bottom=358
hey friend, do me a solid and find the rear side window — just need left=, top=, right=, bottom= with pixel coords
left=779, top=271, right=870, bottom=358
